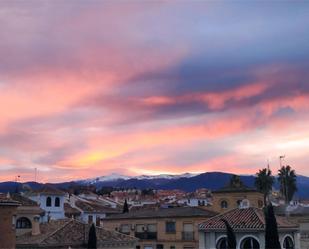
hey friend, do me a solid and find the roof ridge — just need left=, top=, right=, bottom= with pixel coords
left=198, top=207, right=239, bottom=227
left=252, top=207, right=265, bottom=226
left=97, top=226, right=137, bottom=241
left=40, top=219, right=72, bottom=244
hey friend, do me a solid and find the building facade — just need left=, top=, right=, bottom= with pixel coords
left=25, top=187, right=66, bottom=222
left=103, top=206, right=217, bottom=249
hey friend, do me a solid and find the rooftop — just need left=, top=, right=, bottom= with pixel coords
left=75, top=200, right=121, bottom=214
left=16, top=219, right=137, bottom=248
left=25, top=186, right=65, bottom=196
left=199, top=207, right=298, bottom=232
left=0, top=193, right=20, bottom=206
left=105, top=206, right=218, bottom=220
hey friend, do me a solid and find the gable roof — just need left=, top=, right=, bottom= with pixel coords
left=16, top=219, right=137, bottom=248
left=75, top=200, right=121, bottom=214
left=105, top=206, right=218, bottom=220
left=25, top=186, right=65, bottom=196
left=199, top=207, right=298, bottom=232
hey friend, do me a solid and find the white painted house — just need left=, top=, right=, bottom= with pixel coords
left=198, top=207, right=300, bottom=249
left=66, top=194, right=121, bottom=226
left=25, top=187, right=66, bottom=222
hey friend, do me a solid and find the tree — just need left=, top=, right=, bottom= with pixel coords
left=123, top=199, right=129, bottom=213
left=229, top=175, right=244, bottom=188
left=255, top=168, right=274, bottom=206
left=264, top=203, right=281, bottom=249
left=221, top=219, right=237, bottom=249
left=88, top=224, right=97, bottom=249
left=278, top=165, right=297, bottom=203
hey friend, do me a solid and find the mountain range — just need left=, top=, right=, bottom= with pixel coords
left=1, top=171, right=309, bottom=199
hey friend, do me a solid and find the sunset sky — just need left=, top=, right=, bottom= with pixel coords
left=1, top=1, right=309, bottom=182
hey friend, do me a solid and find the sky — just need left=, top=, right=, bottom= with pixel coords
left=1, top=1, right=309, bottom=182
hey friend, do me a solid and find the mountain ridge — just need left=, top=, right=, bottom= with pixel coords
left=1, top=171, right=309, bottom=198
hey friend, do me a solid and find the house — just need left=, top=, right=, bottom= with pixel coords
left=211, top=180, right=264, bottom=213
left=11, top=193, right=45, bottom=236
left=198, top=207, right=299, bottom=249
left=66, top=194, right=121, bottom=225
left=177, top=192, right=210, bottom=207
left=103, top=206, right=218, bottom=249
left=0, top=193, right=20, bottom=248
left=75, top=198, right=121, bottom=225
left=16, top=218, right=138, bottom=249
left=25, top=186, right=66, bottom=222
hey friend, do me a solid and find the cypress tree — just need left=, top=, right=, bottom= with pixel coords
left=123, top=199, right=129, bottom=213
left=221, top=219, right=237, bottom=249
left=88, top=223, right=97, bottom=249
left=264, top=204, right=281, bottom=249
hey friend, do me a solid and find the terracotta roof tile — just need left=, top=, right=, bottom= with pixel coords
left=16, top=219, right=137, bottom=247
left=199, top=207, right=298, bottom=231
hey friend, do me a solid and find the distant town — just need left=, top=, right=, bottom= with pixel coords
left=0, top=165, right=307, bottom=249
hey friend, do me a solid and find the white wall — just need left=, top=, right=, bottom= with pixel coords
left=28, top=194, right=65, bottom=222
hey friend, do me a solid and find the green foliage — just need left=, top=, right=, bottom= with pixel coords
left=264, top=204, right=281, bottom=249
left=96, top=186, right=115, bottom=196
left=278, top=165, right=297, bottom=203
left=88, top=224, right=97, bottom=249
left=229, top=175, right=244, bottom=188
left=123, top=199, right=129, bottom=213
left=255, top=168, right=274, bottom=206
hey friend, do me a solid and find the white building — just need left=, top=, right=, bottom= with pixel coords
left=198, top=207, right=300, bottom=249
left=66, top=194, right=121, bottom=226
left=178, top=197, right=210, bottom=207
left=25, top=187, right=66, bottom=222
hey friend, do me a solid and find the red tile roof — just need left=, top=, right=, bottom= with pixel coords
left=199, top=207, right=298, bottom=231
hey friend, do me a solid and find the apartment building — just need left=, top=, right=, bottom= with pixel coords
left=103, top=206, right=217, bottom=249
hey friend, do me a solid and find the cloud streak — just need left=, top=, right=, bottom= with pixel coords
left=0, top=1, right=309, bottom=182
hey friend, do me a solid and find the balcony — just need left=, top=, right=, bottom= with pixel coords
left=182, top=231, right=194, bottom=241
left=134, top=232, right=157, bottom=240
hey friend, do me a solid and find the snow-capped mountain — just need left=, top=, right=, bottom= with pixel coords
left=135, top=173, right=197, bottom=180
left=81, top=173, right=131, bottom=184
left=81, top=172, right=197, bottom=183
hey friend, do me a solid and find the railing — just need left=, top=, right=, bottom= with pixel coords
left=134, top=232, right=157, bottom=240
left=182, top=231, right=194, bottom=241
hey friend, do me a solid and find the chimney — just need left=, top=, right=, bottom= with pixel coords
left=32, top=215, right=41, bottom=235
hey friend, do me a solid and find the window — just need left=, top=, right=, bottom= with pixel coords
left=221, top=200, right=228, bottom=209
left=136, top=246, right=141, bottom=249
left=237, top=200, right=242, bottom=207
left=216, top=237, right=228, bottom=249
left=16, top=217, right=32, bottom=229
left=170, top=247, right=175, bottom=249
left=55, top=197, right=60, bottom=207
left=240, top=237, right=260, bottom=249
left=46, top=196, right=52, bottom=207
left=241, top=199, right=250, bottom=208
left=283, top=236, right=294, bottom=249
left=96, top=217, right=101, bottom=227
left=88, top=215, right=93, bottom=224
left=120, top=224, right=130, bottom=235
left=183, top=223, right=194, bottom=240
left=144, top=246, right=153, bottom=249
left=156, top=245, right=163, bottom=249
left=166, top=221, right=176, bottom=233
